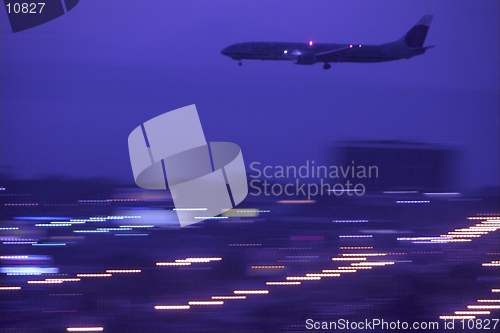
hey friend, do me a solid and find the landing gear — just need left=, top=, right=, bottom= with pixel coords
left=238, top=61, right=242, bottom=66
left=323, top=63, right=331, bottom=70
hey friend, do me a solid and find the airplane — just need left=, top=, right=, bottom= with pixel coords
left=221, top=15, right=434, bottom=69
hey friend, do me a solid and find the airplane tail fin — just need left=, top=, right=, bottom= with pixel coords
left=401, top=15, right=433, bottom=48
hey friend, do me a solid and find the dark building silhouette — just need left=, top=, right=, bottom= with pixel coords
left=331, top=140, right=460, bottom=192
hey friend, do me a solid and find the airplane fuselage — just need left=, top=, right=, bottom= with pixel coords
left=221, top=41, right=425, bottom=64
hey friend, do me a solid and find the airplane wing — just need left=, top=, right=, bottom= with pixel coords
left=315, top=45, right=356, bottom=62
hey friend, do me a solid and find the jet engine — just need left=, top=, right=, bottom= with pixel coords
left=293, top=52, right=316, bottom=65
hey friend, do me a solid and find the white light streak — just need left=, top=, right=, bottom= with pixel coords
left=182, top=257, right=222, bottom=262
left=233, top=290, right=269, bottom=294
left=188, top=301, right=224, bottom=305
left=467, top=305, right=500, bottom=309
left=332, top=257, right=367, bottom=261
left=341, top=253, right=387, bottom=257
left=322, top=269, right=356, bottom=273
left=0, top=286, right=21, bottom=290
left=105, top=270, right=141, bottom=273
left=305, top=273, right=340, bottom=277
left=454, top=311, right=490, bottom=315
left=439, top=315, right=475, bottom=320
left=351, top=261, right=394, bottom=266
left=27, top=280, right=63, bottom=284
left=156, top=262, right=191, bottom=266
left=66, top=328, right=103, bottom=332
left=286, top=276, right=321, bottom=281
left=154, top=305, right=190, bottom=310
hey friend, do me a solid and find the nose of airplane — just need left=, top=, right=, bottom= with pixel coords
left=221, top=46, right=231, bottom=56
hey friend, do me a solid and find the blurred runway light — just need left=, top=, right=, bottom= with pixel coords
left=188, top=301, right=224, bottom=306
left=351, top=261, right=395, bottom=266
left=482, top=261, right=500, bottom=267
left=455, top=311, right=491, bottom=315
left=156, top=262, right=191, bottom=266
left=398, top=237, right=445, bottom=241
left=396, top=200, right=430, bottom=204
left=266, top=282, right=301, bottom=285
left=3, top=241, right=37, bottom=244
left=251, top=266, right=284, bottom=269
left=477, top=300, right=500, bottom=303
left=290, top=236, right=324, bottom=241
left=66, top=327, right=104, bottom=332
left=332, top=257, right=366, bottom=261
left=181, top=257, right=222, bottom=262
left=277, top=200, right=315, bottom=204
left=114, top=234, right=148, bottom=236
left=467, top=305, right=500, bottom=309
left=0, top=286, right=21, bottom=290
left=468, top=216, right=500, bottom=220
left=305, top=273, right=340, bottom=277
left=51, top=221, right=82, bottom=224
left=341, top=253, right=387, bottom=257
left=76, top=274, right=112, bottom=278
left=339, top=247, right=373, bottom=250
left=286, top=256, right=318, bottom=259
left=339, top=235, right=372, bottom=238
left=431, top=239, right=472, bottom=243
left=322, top=269, right=357, bottom=273
left=4, top=203, right=39, bottom=206
left=78, top=200, right=108, bottom=203
left=333, top=220, right=368, bottom=223
left=286, top=276, right=321, bottom=281
left=154, top=305, right=190, bottom=310
left=233, top=290, right=269, bottom=294
left=439, top=316, right=475, bottom=320
left=0, top=255, right=28, bottom=259
left=2, top=267, right=59, bottom=275
left=96, top=228, right=132, bottom=231
left=105, top=270, right=141, bottom=273
left=35, top=223, right=72, bottom=227
left=27, top=280, right=63, bottom=284
left=492, top=289, right=500, bottom=293
left=423, top=192, right=461, bottom=196
left=211, top=296, right=246, bottom=299
left=443, top=234, right=481, bottom=237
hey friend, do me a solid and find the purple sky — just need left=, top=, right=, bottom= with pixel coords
left=1, top=1, right=499, bottom=189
